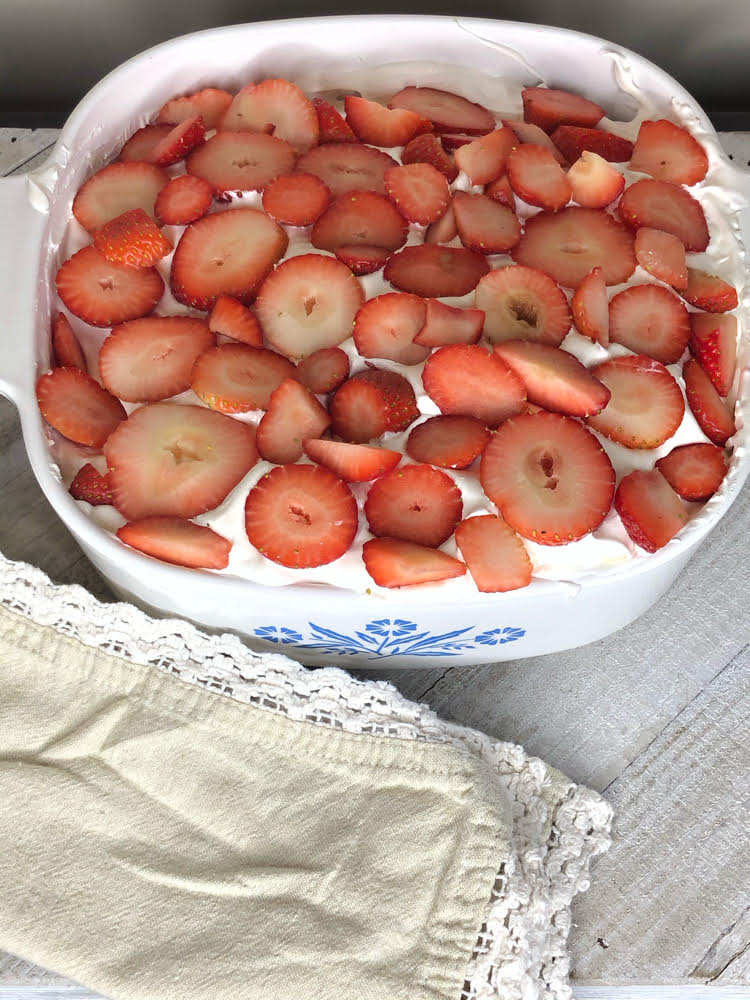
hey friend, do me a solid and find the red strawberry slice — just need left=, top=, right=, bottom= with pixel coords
left=635, top=227, right=688, bottom=289
left=149, top=115, right=205, bottom=166
left=452, top=191, right=521, bottom=254
left=656, top=442, right=728, bottom=502
left=296, top=143, right=398, bottom=197
left=104, top=402, right=258, bottom=520
left=261, top=172, right=331, bottom=226
left=494, top=341, right=610, bottom=417
left=117, top=517, right=232, bottom=569
left=521, top=87, right=604, bottom=133
left=384, top=244, right=489, bottom=297
left=422, top=343, right=526, bottom=427
left=353, top=293, right=429, bottom=366
left=303, top=438, right=401, bottom=482
left=312, top=97, right=356, bottom=144
left=220, top=78, right=319, bottom=151
left=571, top=266, right=609, bottom=346
left=619, top=179, right=709, bottom=252
left=614, top=469, right=688, bottom=552
left=52, top=313, right=87, bottom=371
left=362, top=537, right=466, bottom=588
left=364, top=463, right=462, bottom=547
left=311, top=191, right=408, bottom=253
left=330, top=369, right=418, bottom=442
left=688, top=312, right=737, bottom=397
left=405, top=415, right=490, bottom=469
left=56, top=246, right=164, bottom=327
left=485, top=173, right=516, bottom=209
left=334, top=244, right=391, bottom=276
left=170, top=208, right=288, bottom=310
left=440, top=133, right=474, bottom=151
left=119, top=124, right=173, bottom=162
left=72, top=161, right=169, bottom=232
left=501, top=119, right=568, bottom=165
left=481, top=410, right=615, bottom=544
left=344, top=95, right=424, bottom=147
left=567, top=151, right=625, bottom=208
left=186, top=132, right=297, bottom=193
left=512, top=207, right=636, bottom=288
left=155, top=175, right=213, bottom=226
left=256, top=378, right=331, bottom=465
left=384, top=162, right=451, bottom=224
left=586, top=355, right=685, bottom=448
left=474, top=265, right=571, bottom=346
left=36, top=367, right=126, bottom=447
left=244, top=463, right=357, bottom=568
left=157, top=87, right=233, bottom=130
left=413, top=298, right=484, bottom=347
left=683, top=357, right=736, bottom=445
left=191, top=344, right=295, bottom=413
left=629, top=119, right=709, bottom=186
left=92, top=208, right=172, bottom=268
left=208, top=295, right=263, bottom=347
left=608, top=283, right=690, bottom=364
left=425, top=201, right=458, bottom=244
left=550, top=126, right=633, bottom=164
left=401, top=133, right=458, bottom=183
left=507, top=144, right=572, bottom=211
left=254, top=253, right=365, bottom=360
left=295, top=347, right=350, bottom=394
left=388, top=86, right=495, bottom=135
left=69, top=463, right=113, bottom=505
left=453, top=127, right=517, bottom=185
left=680, top=268, right=738, bottom=312
left=99, top=316, right=214, bottom=403
left=455, top=514, right=532, bottom=592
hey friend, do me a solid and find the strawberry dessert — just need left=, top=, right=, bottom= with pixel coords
left=38, top=69, right=745, bottom=594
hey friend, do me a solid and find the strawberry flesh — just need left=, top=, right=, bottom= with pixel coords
left=186, top=132, right=296, bottom=193
left=56, top=246, right=164, bottom=327
left=72, top=161, right=168, bottom=232
left=150, top=115, right=205, bottom=167
left=550, top=125, right=633, bottom=163
left=119, top=124, right=172, bottom=163
left=295, top=347, right=350, bottom=394
left=615, top=469, right=688, bottom=552
left=422, top=343, right=526, bottom=428
left=52, top=313, right=87, bottom=371
left=362, top=537, right=466, bottom=588
left=384, top=162, right=451, bottom=225
left=312, top=97, right=356, bottom=144
left=455, top=514, right=532, bottom=592
left=353, top=292, right=429, bottom=366
left=296, top=143, right=398, bottom=197
left=507, top=143, right=571, bottom=211
left=475, top=265, right=571, bottom=346
left=388, top=86, right=495, bottom=135
left=364, top=463, right=463, bottom=547
left=689, top=312, right=737, bottom=397
left=452, top=191, right=521, bottom=254
left=619, top=179, right=709, bottom=252
left=312, top=191, right=408, bottom=253
left=571, top=266, right=609, bottom=346
left=69, top=463, right=114, bottom=506
left=334, top=244, right=391, bottom=276
left=208, top=295, right=264, bottom=348
left=656, top=442, right=728, bottom=502
left=683, top=357, right=736, bottom=446
left=330, top=369, right=418, bottom=442
left=117, top=517, right=232, bottom=569
left=494, top=341, right=610, bottom=418
left=92, top=208, right=172, bottom=269
left=401, top=133, right=458, bottom=183
left=629, top=119, right=709, bottom=186
left=36, top=367, right=127, bottom=448
left=406, top=415, right=490, bottom=469
left=303, top=438, right=401, bottom=482
left=191, top=344, right=295, bottom=413
left=262, top=173, right=331, bottom=227
left=608, top=283, right=690, bottom=365
left=521, top=87, right=604, bottom=133
left=567, top=151, right=625, bottom=209
left=256, top=378, right=331, bottom=465
left=384, top=244, right=489, bottom=297
left=157, top=87, right=233, bottom=129
left=680, top=268, right=738, bottom=313
left=221, top=78, right=319, bottom=151
left=454, top=127, right=517, bottom=185
left=155, top=175, right=213, bottom=226
left=634, top=227, right=688, bottom=289
left=413, top=298, right=484, bottom=347
left=345, top=95, right=424, bottom=147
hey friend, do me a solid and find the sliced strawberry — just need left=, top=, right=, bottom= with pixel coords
left=680, top=268, right=739, bottom=313
left=474, top=265, right=571, bottom=346
left=481, top=410, right=614, bottom=544
left=608, top=283, right=690, bottom=364
left=688, top=312, right=737, bottom=397
left=208, top=294, right=263, bottom=347
left=571, top=266, right=609, bottom=346
left=254, top=253, right=364, bottom=360
left=72, top=162, right=169, bottom=232
left=295, top=347, right=350, bottom=394
left=452, top=191, right=521, bottom=254
left=149, top=115, right=205, bottom=167
left=683, top=357, right=737, bottom=446
left=494, top=341, right=610, bottom=417
left=157, top=87, right=233, bottom=130
left=425, top=202, right=458, bottom=244
left=619, top=179, right=709, bottom=252
left=36, top=367, right=126, bottom=447
left=244, top=463, right=357, bottom=568
left=401, top=133, right=458, bottom=183
left=455, top=514, right=532, bottom=592
left=191, top=344, right=295, bottom=412
left=413, top=298, right=484, bottom=347
left=550, top=126, right=633, bottom=163
left=512, top=207, right=636, bottom=288
left=295, top=143, right=398, bottom=197
left=567, top=151, right=625, bottom=209
left=365, top=463, right=462, bottom=547
left=453, top=127, right=516, bottom=185
left=384, top=245, right=489, bottom=297
left=117, top=517, right=231, bottom=569
left=104, top=402, right=258, bottom=520
left=154, top=175, right=213, bottom=226
left=312, top=97, right=356, bottom=144
left=52, top=313, right=87, bottom=371
left=170, top=208, right=288, bottom=310
left=422, top=343, right=526, bottom=428
left=656, top=442, right=728, bottom=502
left=330, top=369, right=418, bottom=442
left=69, top=463, right=113, bottom=505
left=507, top=144, right=571, bottom=211
left=186, top=131, right=296, bottom=193
left=221, top=78, right=319, bottom=151
left=629, top=119, right=709, bottom=186
left=406, top=415, right=490, bottom=469
left=56, top=246, right=164, bottom=327
left=92, top=208, right=172, bottom=268
left=353, top=293, right=429, bottom=366
left=521, top=87, right=604, bottom=133
left=440, top=133, right=474, bottom=151
left=335, top=244, right=391, bottom=276
left=311, top=191, right=408, bottom=253
left=261, top=172, right=331, bottom=226
left=362, top=537, right=466, bottom=588
left=344, top=95, right=423, bottom=147
left=256, top=378, right=331, bottom=464
left=501, top=119, right=568, bottom=165
left=586, top=355, right=685, bottom=449
left=303, top=438, right=401, bottom=482
left=635, top=227, right=688, bottom=289
left=384, top=162, right=451, bottom=225
left=614, top=469, right=688, bottom=552
left=388, top=86, right=495, bottom=135
left=485, top=173, right=516, bottom=210
left=119, top=124, right=173, bottom=163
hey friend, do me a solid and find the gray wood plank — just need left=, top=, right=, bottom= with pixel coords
left=0, top=129, right=58, bottom=177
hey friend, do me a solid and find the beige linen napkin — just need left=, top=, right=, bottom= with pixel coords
left=0, top=552, right=612, bottom=1000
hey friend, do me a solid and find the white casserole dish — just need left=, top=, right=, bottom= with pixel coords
left=1, top=15, right=748, bottom=668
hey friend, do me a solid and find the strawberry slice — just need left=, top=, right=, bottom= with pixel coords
left=688, top=312, right=737, bottom=397
left=481, top=410, right=615, bottom=544
left=311, top=191, right=408, bottom=253
left=295, top=347, right=350, bottom=394
left=334, top=244, right=391, bottom=276
left=571, top=266, right=609, bottom=346
left=474, top=265, right=571, bottom=346
left=384, top=162, right=451, bottom=224
left=413, top=298, right=484, bottom=347
left=261, top=173, right=331, bottom=226
left=170, top=208, right=288, bottom=310
left=494, top=341, right=610, bottom=417
left=117, top=517, right=231, bottom=569
left=104, top=402, right=258, bottom=520
left=567, top=151, right=625, bottom=208
left=69, top=463, right=113, bottom=505
left=303, top=438, right=401, bottom=482
left=36, top=367, right=126, bottom=447
left=92, top=208, right=172, bottom=268
left=345, top=95, right=424, bottom=147
left=296, top=143, right=398, bottom=197
left=453, top=127, right=517, bottom=185
left=157, top=87, right=233, bottom=130
left=422, top=343, right=526, bottom=427
left=244, top=464, right=357, bottom=568
left=186, top=132, right=296, bottom=193
left=440, top=133, right=474, bottom=151
left=149, top=115, right=205, bottom=166
left=629, top=119, right=709, bottom=186
left=680, top=268, right=738, bottom=313
left=191, top=344, right=295, bottom=413
left=254, top=253, right=365, bottom=360
left=521, top=87, right=604, bottom=133
left=364, top=463, right=462, bottom=547
left=384, top=244, right=489, bottom=297
left=619, top=179, right=709, bottom=252
left=634, top=227, right=688, bottom=289
left=507, top=144, right=571, bottom=211
left=452, top=191, right=521, bottom=254
left=353, top=293, right=429, bottom=365
left=405, top=415, right=490, bottom=469
left=485, top=173, right=516, bottom=209
left=614, top=469, right=688, bottom=552
left=455, top=514, right=532, bottom=592
left=312, top=97, right=356, bottom=144
left=656, top=442, right=728, bottom=502
left=388, top=86, right=495, bottom=135
left=425, top=201, right=458, bottom=244
left=550, top=126, right=633, bottom=163
left=208, top=295, right=263, bottom=347
left=72, top=162, right=169, bottom=232
left=401, top=133, right=458, bottom=183
left=99, top=316, right=214, bottom=402
left=155, top=175, right=213, bottom=226
left=608, top=283, right=690, bottom=364
left=683, top=357, right=736, bottom=445
left=56, top=246, right=164, bottom=327
left=221, top=78, right=319, bottom=151
left=330, top=369, right=418, bottom=442
left=501, top=119, right=568, bottom=165
left=586, top=355, right=685, bottom=448
left=52, top=313, right=87, bottom=371
left=256, top=378, right=331, bottom=464
left=362, top=537, right=466, bottom=588
left=512, top=207, right=636, bottom=288
left=119, top=124, right=173, bottom=162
